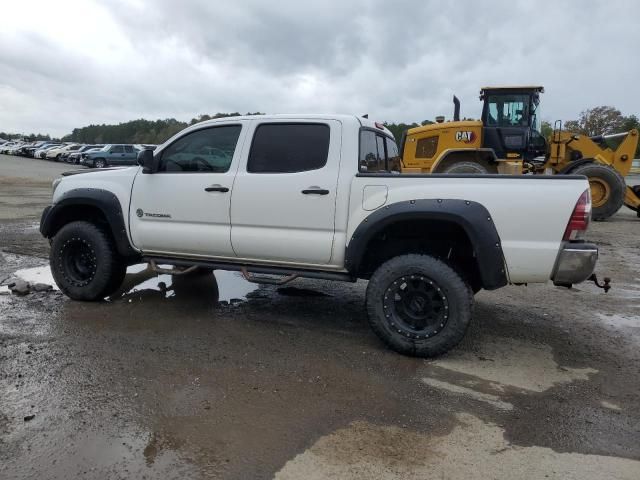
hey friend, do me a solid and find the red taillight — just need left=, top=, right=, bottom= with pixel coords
left=563, top=189, right=591, bottom=240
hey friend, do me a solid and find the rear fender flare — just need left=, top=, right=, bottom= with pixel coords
left=345, top=199, right=508, bottom=290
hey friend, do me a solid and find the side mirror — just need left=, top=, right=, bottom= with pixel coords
left=137, top=149, right=155, bottom=173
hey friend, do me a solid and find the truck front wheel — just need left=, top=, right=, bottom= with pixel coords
left=366, top=254, right=473, bottom=357
left=50, top=221, right=126, bottom=301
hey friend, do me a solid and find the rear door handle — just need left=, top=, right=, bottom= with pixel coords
left=301, top=188, right=329, bottom=195
left=204, top=185, right=229, bottom=192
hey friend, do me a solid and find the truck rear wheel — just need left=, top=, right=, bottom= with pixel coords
left=50, top=221, right=126, bottom=301
left=365, top=254, right=473, bottom=357
left=570, top=163, right=625, bottom=221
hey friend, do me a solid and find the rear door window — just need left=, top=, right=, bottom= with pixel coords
left=248, top=123, right=330, bottom=173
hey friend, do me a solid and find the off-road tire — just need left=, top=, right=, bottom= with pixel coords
left=50, top=221, right=126, bottom=301
left=94, top=158, right=106, bottom=168
left=438, top=159, right=497, bottom=174
left=366, top=254, right=473, bottom=357
left=570, top=163, right=625, bottom=221
left=629, top=184, right=640, bottom=217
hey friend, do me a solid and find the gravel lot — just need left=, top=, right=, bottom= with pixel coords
left=1, top=153, right=639, bottom=479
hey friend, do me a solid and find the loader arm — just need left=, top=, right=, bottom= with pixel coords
left=549, top=129, right=640, bottom=216
left=549, top=129, right=638, bottom=175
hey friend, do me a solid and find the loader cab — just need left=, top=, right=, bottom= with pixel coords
left=480, top=86, right=546, bottom=161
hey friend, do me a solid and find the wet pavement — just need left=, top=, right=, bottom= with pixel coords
left=1, top=154, right=639, bottom=479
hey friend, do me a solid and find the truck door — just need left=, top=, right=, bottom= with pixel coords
left=124, top=145, right=137, bottom=164
left=109, top=145, right=125, bottom=164
left=129, top=122, right=248, bottom=257
left=230, top=120, right=341, bottom=264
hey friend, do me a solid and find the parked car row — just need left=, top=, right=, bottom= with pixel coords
left=0, top=139, right=156, bottom=168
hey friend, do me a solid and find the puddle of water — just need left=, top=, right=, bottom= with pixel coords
left=6, top=265, right=59, bottom=290
left=114, top=264, right=259, bottom=304
left=595, top=313, right=640, bottom=328
left=1, top=262, right=258, bottom=304
left=213, top=270, right=258, bottom=302
left=275, top=413, right=640, bottom=479
left=430, top=337, right=597, bottom=392
left=117, top=267, right=257, bottom=303
left=16, top=428, right=200, bottom=479
left=610, top=287, right=640, bottom=300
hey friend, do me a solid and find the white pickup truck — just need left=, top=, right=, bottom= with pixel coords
left=41, top=114, right=599, bottom=357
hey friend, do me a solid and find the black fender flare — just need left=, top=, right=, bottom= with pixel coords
left=344, top=199, right=508, bottom=290
left=40, top=188, right=138, bottom=259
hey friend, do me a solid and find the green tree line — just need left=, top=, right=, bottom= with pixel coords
left=60, top=112, right=264, bottom=145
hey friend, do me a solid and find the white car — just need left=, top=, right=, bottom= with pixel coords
left=34, top=144, right=61, bottom=159
left=8, top=143, right=25, bottom=155
left=40, top=114, right=600, bottom=357
left=1, top=141, right=20, bottom=154
left=46, top=144, right=82, bottom=161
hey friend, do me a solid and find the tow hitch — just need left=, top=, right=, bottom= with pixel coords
left=588, top=273, right=611, bottom=293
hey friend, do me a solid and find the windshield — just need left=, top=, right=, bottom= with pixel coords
left=486, top=94, right=530, bottom=127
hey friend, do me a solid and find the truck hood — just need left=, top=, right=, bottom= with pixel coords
left=61, top=166, right=130, bottom=177
left=53, top=166, right=140, bottom=205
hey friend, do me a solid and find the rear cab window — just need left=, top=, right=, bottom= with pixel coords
left=359, top=129, right=401, bottom=173
left=248, top=123, right=330, bottom=173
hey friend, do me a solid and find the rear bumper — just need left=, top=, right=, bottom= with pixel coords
left=551, top=242, right=598, bottom=287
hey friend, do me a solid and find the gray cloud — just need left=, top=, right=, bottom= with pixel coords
left=1, top=0, right=639, bottom=137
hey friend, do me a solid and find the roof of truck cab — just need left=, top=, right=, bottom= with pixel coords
left=190, top=114, right=393, bottom=137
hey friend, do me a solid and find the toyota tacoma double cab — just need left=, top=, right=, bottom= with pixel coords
left=40, top=115, right=599, bottom=357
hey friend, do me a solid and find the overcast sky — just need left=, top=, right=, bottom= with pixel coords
left=1, top=0, right=638, bottom=137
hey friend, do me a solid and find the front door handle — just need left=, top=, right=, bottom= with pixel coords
left=204, top=185, right=229, bottom=192
left=301, top=188, right=329, bottom=195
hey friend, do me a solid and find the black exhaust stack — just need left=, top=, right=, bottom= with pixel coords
left=453, top=95, right=461, bottom=121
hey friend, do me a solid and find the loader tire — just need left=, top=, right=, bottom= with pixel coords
left=571, top=163, right=625, bottom=221
left=438, top=159, right=497, bottom=174
left=630, top=185, right=640, bottom=217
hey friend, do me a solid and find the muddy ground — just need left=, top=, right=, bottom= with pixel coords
left=1, top=154, right=639, bottom=479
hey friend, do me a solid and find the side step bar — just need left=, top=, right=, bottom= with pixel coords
left=143, top=256, right=356, bottom=284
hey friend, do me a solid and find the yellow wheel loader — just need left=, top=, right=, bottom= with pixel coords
left=400, top=86, right=640, bottom=220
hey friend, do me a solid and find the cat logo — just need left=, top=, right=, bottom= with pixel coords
left=455, top=131, right=476, bottom=143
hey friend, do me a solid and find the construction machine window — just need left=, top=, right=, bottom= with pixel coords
left=486, top=95, right=529, bottom=127
left=416, top=136, right=438, bottom=158
left=359, top=130, right=400, bottom=173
